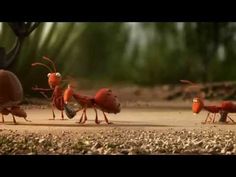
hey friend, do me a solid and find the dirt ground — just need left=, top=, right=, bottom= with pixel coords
left=3, top=81, right=236, bottom=134
left=2, top=101, right=236, bottom=155
left=1, top=103, right=236, bottom=135
left=2, top=83, right=236, bottom=154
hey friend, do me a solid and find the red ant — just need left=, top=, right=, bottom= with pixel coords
left=31, top=56, right=67, bottom=120
left=63, top=85, right=121, bottom=124
left=192, top=97, right=236, bottom=124
left=181, top=80, right=236, bottom=124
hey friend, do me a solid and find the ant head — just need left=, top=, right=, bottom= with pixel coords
left=192, top=97, right=204, bottom=114
left=32, top=56, right=62, bottom=89
left=47, top=72, right=62, bottom=89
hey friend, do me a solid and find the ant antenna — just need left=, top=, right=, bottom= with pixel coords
left=180, top=80, right=196, bottom=85
left=180, top=79, right=203, bottom=99
left=31, top=62, right=53, bottom=72
left=42, top=56, right=57, bottom=72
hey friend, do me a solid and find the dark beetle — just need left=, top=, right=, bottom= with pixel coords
left=0, top=70, right=30, bottom=124
left=0, top=22, right=40, bottom=123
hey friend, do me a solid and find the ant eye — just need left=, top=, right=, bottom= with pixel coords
left=47, top=73, right=51, bottom=78
left=56, top=72, right=61, bottom=77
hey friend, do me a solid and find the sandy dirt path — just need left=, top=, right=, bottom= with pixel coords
left=1, top=108, right=236, bottom=135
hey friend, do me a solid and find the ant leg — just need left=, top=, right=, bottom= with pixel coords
left=94, top=107, right=101, bottom=124
left=202, top=112, right=210, bottom=124
left=216, top=113, right=220, bottom=122
left=77, top=109, right=85, bottom=123
left=11, top=114, right=17, bottom=124
left=23, top=117, right=31, bottom=122
left=49, top=102, right=56, bottom=120
left=102, top=111, right=113, bottom=124
left=61, top=110, right=64, bottom=120
left=212, top=113, right=216, bottom=123
left=82, top=108, right=88, bottom=124
left=60, top=98, right=65, bottom=120
left=227, top=115, right=235, bottom=124
left=1, top=114, right=4, bottom=123
left=207, top=114, right=213, bottom=123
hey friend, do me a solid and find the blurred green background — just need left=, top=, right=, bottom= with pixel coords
left=0, top=22, right=236, bottom=95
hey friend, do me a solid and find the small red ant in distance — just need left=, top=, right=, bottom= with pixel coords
left=31, top=56, right=67, bottom=120
left=192, top=97, right=236, bottom=124
left=181, top=80, right=236, bottom=124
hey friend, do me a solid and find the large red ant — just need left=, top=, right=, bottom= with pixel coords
left=31, top=56, right=67, bottom=120
left=63, top=85, right=121, bottom=124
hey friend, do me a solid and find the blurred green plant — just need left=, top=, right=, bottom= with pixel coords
left=0, top=22, right=236, bottom=96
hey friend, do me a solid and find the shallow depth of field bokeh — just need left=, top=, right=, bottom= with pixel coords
left=2, top=22, right=236, bottom=155
left=0, top=22, right=236, bottom=95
